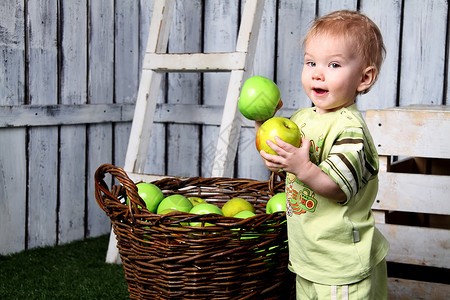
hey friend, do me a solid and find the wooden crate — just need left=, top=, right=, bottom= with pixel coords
left=366, top=105, right=450, bottom=299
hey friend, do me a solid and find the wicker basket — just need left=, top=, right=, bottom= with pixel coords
left=95, top=164, right=295, bottom=299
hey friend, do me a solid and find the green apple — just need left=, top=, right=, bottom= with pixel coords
left=256, top=117, right=301, bottom=155
left=266, top=192, right=286, bottom=214
left=238, top=76, right=281, bottom=121
left=189, top=203, right=223, bottom=226
left=156, top=194, right=193, bottom=214
left=159, top=208, right=177, bottom=215
left=126, top=182, right=164, bottom=213
left=188, top=196, right=207, bottom=207
left=222, top=197, right=255, bottom=217
left=234, top=210, right=256, bottom=219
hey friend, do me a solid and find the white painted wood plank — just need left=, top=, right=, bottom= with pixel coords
left=58, top=0, right=87, bottom=244
left=377, top=223, right=450, bottom=268
left=108, top=0, right=171, bottom=264
left=366, top=106, right=450, bottom=159
left=211, top=0, right=265, bottom=177
left=115, top=0, right=140, bottom=170
left=400, top=1, right=447, bottom=106
left=139, top=0, right=166, bottom=177
left=237, top=0, right=275, bottom=180
left=0, top=128, right=27, bottom=255
left=277, top=0, right=315, bottom=110
left=372, top=210, right=386, bottom=224
left=202, top=0, right=239, bottom=177
left=211, top=70, right=244, bottom=177
left=373, top=171, right=450, bottom=215
left=359, top=0, right=402, bottom=110
left=86, top=0, right=114, bottom=238
left=26, top=0, right=59, bottom=249
left=166, top=0, right=202, bottom=177
left=0, top=0, right=26, bottom=255
left=144, top=52, right=246, bottom=71
left=317, top=0, right=357, bottom=16
left=388, top=277, right=450, bottom=300
left=123, top=0, right=173, bottom=174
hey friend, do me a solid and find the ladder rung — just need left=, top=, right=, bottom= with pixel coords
left=143, top=52, right=247, bottom=72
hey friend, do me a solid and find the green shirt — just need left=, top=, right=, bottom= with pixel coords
left=286, top=104, right=389, bottom=285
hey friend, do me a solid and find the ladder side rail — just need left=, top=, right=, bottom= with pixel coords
left=211, top=0, right=266, bottom=177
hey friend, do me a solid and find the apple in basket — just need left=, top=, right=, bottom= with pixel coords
left=187, top=196, right=207, bottom=206
left=234, top=210, right=256, bottom=219
left=156, top=194, right=193, bottom=214
left=126, top=182, right=164, bottom=213
left=266, top=192, right=287, bottom=214
left=188, top=203, right=223, bottom=226
left=222, top=197, right=255, bottom=217
left=256, top=117, right=301, bottom=155
left=238, top=75, right=281, bottom=121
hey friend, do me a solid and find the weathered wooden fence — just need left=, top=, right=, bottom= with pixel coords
left=1, top=0, right=449, bottom=296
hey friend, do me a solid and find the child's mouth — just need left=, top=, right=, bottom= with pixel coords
left=313, top=88, right=328, bottom=95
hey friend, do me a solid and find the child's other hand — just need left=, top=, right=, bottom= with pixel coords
left=260, top=137, right=311, bottom=177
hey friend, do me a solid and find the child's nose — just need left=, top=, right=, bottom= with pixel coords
left=312, top=71, right=324, bottom=81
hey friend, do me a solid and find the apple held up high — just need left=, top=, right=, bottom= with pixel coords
left=256, top=117, right=301, bottom=155
left=238, top=76, right=281, bottom=121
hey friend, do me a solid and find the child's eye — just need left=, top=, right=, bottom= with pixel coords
left=329, top=63, right=340, bottom=68
left=306, top=61, right=316, bottom=67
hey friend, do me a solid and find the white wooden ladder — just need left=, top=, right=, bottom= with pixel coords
left=106, top=0, right=266, bottom=263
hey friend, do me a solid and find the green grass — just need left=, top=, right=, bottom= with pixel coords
left=0, top=234, right=129, bottom=300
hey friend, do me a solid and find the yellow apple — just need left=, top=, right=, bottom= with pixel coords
left=222, top=198, right=255, bottom=217
left=256, top=117, right=301, bottom=155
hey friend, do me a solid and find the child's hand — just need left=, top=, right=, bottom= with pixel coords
left=260, top=136, right=311, bottom=178
left=261, top=136, right=347, bottom=201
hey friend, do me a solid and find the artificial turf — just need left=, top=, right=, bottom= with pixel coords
left=0, top=234, right=129, bottom=299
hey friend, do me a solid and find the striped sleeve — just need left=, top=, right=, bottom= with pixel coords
left=319, top=127, right=378, bottom=204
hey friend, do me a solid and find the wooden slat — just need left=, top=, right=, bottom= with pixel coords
left=144, top=52, right=246, bottom=72
left=0, top=104, right=133, bottom=127
left=366, top=106, right=450, bottom=159
left=26, top=0, right=59, bottom=249
left=400, top=1, right=447, bottom=106
left=166, top=1, right=202, bottom=177
left=388, top=277, right=450, bottom=300
left=201, top=0, right=240, bottom=178
left=237, top=0, right=275, bottom=181
left=0, top=1, right=27, bottom=255
left=86, top=0, right=115, bottom=238
left=373, top=171, right=450, bottom=215
left=123, top=0, right=174, bottom=175
left=359, top=0, right=402, bottom=110
left=277, top=1, right=315, bottom=109
left=376, top=223, right=450, bottom=268
left=114, top=0, right=141, bottom=170
left=211, top=0, right=265, bottom=177
left=58, top=0, right=88, bottom=245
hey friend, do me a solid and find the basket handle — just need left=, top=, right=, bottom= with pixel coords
left=94, top=164, right=146, bottom=224
left=268, top=170, right=284, bottom=194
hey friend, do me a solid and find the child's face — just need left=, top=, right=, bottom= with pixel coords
left=302, top=34, right=367, bottom=114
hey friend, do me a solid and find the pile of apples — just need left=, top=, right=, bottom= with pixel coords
left=127, top=182, right=286, bottom=226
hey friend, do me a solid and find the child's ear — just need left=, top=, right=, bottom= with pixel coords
left=357, top=66, right=377, bottom=93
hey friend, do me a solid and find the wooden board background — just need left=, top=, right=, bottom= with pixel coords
left=0, top=0, right=449, bottom=260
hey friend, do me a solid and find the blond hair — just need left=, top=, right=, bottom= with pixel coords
left=304, top=10, right=386, bottom=92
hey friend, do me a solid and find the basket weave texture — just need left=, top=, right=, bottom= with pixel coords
left=95, top=164, right=295, bottom=299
